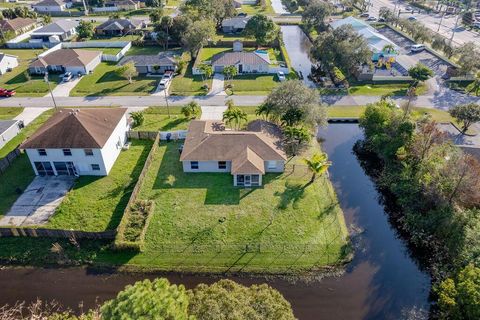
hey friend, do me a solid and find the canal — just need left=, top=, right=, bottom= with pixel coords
left=0, top=124, right=431, bottom=319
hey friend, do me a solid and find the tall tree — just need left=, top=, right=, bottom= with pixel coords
left=408, top=63, right=434, bottom=86
left=449, top=103, right=480, bottom=134
left=244, top=14, right=279, bottom=46
left=182, top=20, right=215, bottom=58
left=116, top=62, right=138, bottom=83
left=310, top=25, right=371, bottom=77
left=101, top=278, right=191, bottom=320
left=145, top=0, right=162, bottom=7
left=76, top=20, right=94, bottom=39
left=303, top=152, right=332, bottom=182
left=455, top=42, right=480, bottom=76
left=149, top=8, right=163, bottom=23
left=284, top=126, right=311, bottom=156
left=222, top=107, right=247, bottom=130
left=301, top=0, right=333, bottom=33
left=182, top=0, right=236, bottom=27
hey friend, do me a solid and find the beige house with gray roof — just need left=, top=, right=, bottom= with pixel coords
left=28, top=48, right=102, bottom=75
left=180, top=120, right=286, bottom=187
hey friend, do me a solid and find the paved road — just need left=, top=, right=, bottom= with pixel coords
left=367, top=0, right=480, bottom=46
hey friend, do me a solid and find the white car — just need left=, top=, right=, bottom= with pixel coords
left=277, top=71, right=286, bottom=82
left=367, top=16, right=377, bottom=22
left=411, top=44, right=426, bottom=52
left=62, top=72, right=73, bottom=82
left=159, top=71, right=174, bottom=89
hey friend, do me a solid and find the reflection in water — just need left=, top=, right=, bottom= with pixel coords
left=0, top=125, right=431, bottom=320
left=280, top=26, right=316, bottom=88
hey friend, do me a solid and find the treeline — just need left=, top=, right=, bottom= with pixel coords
left=358, top=100, right=480, bottom=319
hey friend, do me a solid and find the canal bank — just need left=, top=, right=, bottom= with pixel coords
left=0, top=124, right=431, bottom=320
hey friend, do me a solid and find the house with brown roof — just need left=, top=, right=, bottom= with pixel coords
left=28, top=48, right=102, bottom=75
left=0, top=18, right=37, bottom=35
left=21, top=108, right=130, bottom=176
left=180, top=120, right=287, bottom=187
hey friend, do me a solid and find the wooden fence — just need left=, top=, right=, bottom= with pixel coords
left=0, top=227, right=115, bottom=239
left=0, top=149, right=20, bottom=175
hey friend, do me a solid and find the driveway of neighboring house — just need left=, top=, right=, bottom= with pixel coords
left=44, top=77, right=82, bottom=98
left=209, top=74, right=226, bottom=96
left=200, top=106, right=227, bottom=120
left=151, top=79, right=170, bottom=97
left=0, top=176, right=75, bottom=227
left=13, top=107, right=51, bottom=126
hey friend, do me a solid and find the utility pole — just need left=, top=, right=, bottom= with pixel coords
left=44, top=72, right=57, bottom=109
left=449, top=8, right=462, bottom=45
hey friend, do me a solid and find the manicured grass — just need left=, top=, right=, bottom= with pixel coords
left=228, top=74, right=295, bottom=95
left=111, top=140, right=349, bottom=273
left=82, top=47, right=122, bottom=55
left=46, top=140, right=153, bottom=232
left=213, top=34, right=248, bottom=41
left=0, top=154, right=35, bottom=216
left=126, top=46, right=166, bottom=56
left=169, top=63, right=211, bottom=96
left=197, top=47, right=232, bottom=62
left=239, top=0, right=274, bottom=14
left=319, top=82, right=427, bottom=96
left=70, top=62, right=158, bottom=96
left=0, top=49, right=61, bottom=97
left=133, top=107, right=194, bottom=131
left=0, top=109, right=54, bottom=159
left=86, top=34, right=140, bottom=42
left=0, top=107, right=23, bottom=120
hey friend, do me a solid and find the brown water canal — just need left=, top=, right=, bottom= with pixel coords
left=0, top=124, right=431, bottom=319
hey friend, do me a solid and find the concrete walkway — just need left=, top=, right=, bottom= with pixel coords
left=209, top=74, right=226, bottom=96
left=44, top=77, right=82, bottom=98
left=201, top=106, right=227, bottom=120
left=13, top=107, right=51, bottom=126
left=0, top=176, right=75, bottom=226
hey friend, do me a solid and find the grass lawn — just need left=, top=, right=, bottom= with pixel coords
left=319, top=82, right=427, bottom=96
left=133, top=107, right=193, bottom=131
left=0, top=154, right=35, bottom=217
left=0, top=109, right=55, bottom=159
left=86, top=34, right=140, bottom=42
left=46, top=140, right=153, bottom=232
left=169, top=63, right=211, bottom=96
left=82, top=47, right=122, bottom=55
left=70, top=62, right=158, bottom=96
left=126, top=46, right=164, bottom=56
left=0, top=49, right=62, bottom=97
left=197, top=47, right=232, bottom=62
left=228, top=74, right=295, bottom=95
left=105, top=140, right=349, bottom=273
left=0, top=107, right=23, bottom=120
left=239, top=0, right=274, bottom=14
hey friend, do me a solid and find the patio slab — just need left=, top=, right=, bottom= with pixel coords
left=0, top=176, right=75, bottom=227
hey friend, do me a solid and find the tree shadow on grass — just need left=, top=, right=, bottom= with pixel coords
left=274, top=181, right=307, bottom=210
left=159, top=118, right=189, bottom=131
left=6, top=72, right=28, bottom=85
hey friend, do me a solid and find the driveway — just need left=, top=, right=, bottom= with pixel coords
left=0, top=176, right=75, bottom=226
left=209, top=74, right=226, bottom=96
left=201, top=106, right=227, bottom=120
left=13, top=107, right=51, bottom=126
left=44, top=77, right=82, bottom=98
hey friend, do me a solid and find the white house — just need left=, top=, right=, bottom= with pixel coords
left=0, top=53, right=18, bottom=74
left=30, top=20, right=79, bottom=42
left=28, top=48, right=102, bottom=75
left=180, top=120, right=287, bottom=187
left=33, top=0, right=71, bottom=12
left=0, top=120, right=22, bottom=150
left=21, top=108, right=130, bottom=176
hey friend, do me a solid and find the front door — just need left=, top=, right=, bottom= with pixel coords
left=238, top=64, right=243, bottom=73
left=244, top=175, right=251, bottom=187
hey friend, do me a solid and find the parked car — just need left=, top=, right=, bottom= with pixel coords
left=411, top=44, right=426, bottom=52
left=408, top=16, right=417, bottom=21
left=367, top=16, right=377, bottom=21
left=406, top=6, right=413, bottom=11
left=62, top=72, right=73, bottom=82
left=0, top=88, right=16, bottom=97
left=159, top=71, right=174, bottom=89
left=277, top=71, right=286, bottom=82
left=360, top=12, right=369, bottom=18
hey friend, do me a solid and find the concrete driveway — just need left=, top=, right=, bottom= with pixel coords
left=44, top=77, right=82, bottom=98
left=209, top=74, right=226, bottom=96
left=0, top=176, right=75, bottom=226
left=201, top=106, right=227, bottom=120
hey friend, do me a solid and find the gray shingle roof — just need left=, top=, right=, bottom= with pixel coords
left=222, top=16, right=251, bottom=28
left=119, top=53, right=176, bottom=67
left=34, top=0, right=66, bottom=6
left=33, top=19, right=78, bottom=34
left=211, top=51, right=270, bottom=66
left=96, top=19, right=142, bottom=31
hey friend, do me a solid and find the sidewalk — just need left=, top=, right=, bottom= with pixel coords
left=13, top=107, right=51, bottom=126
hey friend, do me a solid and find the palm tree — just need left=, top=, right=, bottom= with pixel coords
left=382, top=44, right=396, bottom=54
left=284, top=126, right=311, bottom=156
left=303, top=152, right=332, bottom=183
left=222, top=107, right=247, bottom=130
left=198, top=64, right=213, bottom=84
left=255, top=103, right=275, bottom=121
left=223, top=65, right=238, bottom=87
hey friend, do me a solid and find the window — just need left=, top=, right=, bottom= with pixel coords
left=84, top=149, right=94, bottom=156
left=218, top=161, right=226, bottom=169
left=38, top=149, right=47, bottom=156
left=190, top=161, right=199, bottom=170
left=91, top=164, right=100, bottom=171
left=236, top=175, right=244, bottom=186
left=267, top=161, right=277, bottom=169
left=251, top=175, right=260, bottom=186
left=63, top=149, right=72, bottom=156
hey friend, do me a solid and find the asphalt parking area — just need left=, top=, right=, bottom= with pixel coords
left=0, top=176, right=75, bottom=226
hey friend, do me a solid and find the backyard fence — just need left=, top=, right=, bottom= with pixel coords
left=128, top=130, right=187, bottom=140
left=0, top=227, right=115, bottom=239
left=38, top=41, right=132, bottom=62
left=0, top=149, right=20, bottom=175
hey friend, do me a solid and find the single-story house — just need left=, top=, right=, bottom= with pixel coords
left=180, top=120, right=287, bottom=187
left=331, top=17, right=399, bottom=61
left=0, top=18, right=37, bottom=35
left=0, top=120, right=22, bottom=150
left=95, top=18, right=144, bottom=36
left=29, top=48, right=102, bottom=75
left=119, top=53, right=177, bottom=74
left=30, top=19, right=79, bottom=42
left=32, top=0, right=71, bottom=12
left=211, top=42, right=271, bottom=74
left=100, top=0, right=139, bottom=11
left=0, top=53, right=19, bottom=74
left=21, top=108, right=129, bottom=176
left=221, top=16, right=251, bottom=33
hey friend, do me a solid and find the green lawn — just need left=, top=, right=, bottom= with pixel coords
left=320, top=81, right=428, bottom=96
left=82, top=47, right=122, bottom=55
left=126, top=46, right=165, bottom=56
left=133, top=107, right=193, bottom=131
left=239, top=0, right=274, bottom=14
left=0, top=109, right=54, bottom=159
left=106, top=140, right=349, bottom=273
left=0, top=49, right=62, bottom=97
left=46, top=140, right=153, bottom=232
left=229, top=74, right=295, bottom=95
left=169, top=63, right=211, bottom=96
left=70, top=62, right=158, bottom=96
left=0, top=107, right=23, bottom=120
left=197, top=47, right=232, bottom=62
left=0, top=154, right=35, bottom=217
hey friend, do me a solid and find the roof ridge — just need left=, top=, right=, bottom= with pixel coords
left=74, top=110, right=108, bottom=147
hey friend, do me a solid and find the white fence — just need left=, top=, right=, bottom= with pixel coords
left=372, top=75, right=412, bottom=81
left=5, top=26, right=57, bottom=49
left=159, top=130, right=187, bottom=140
left=91, top=6, right=120, bottom=12
left=34, top=41, right=131, bottom=62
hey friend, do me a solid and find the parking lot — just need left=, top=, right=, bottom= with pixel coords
left=376, top=26, right=453, bottom=77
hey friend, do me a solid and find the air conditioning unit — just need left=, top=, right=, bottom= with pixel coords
left=122, top=141, right=131, bottom=150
